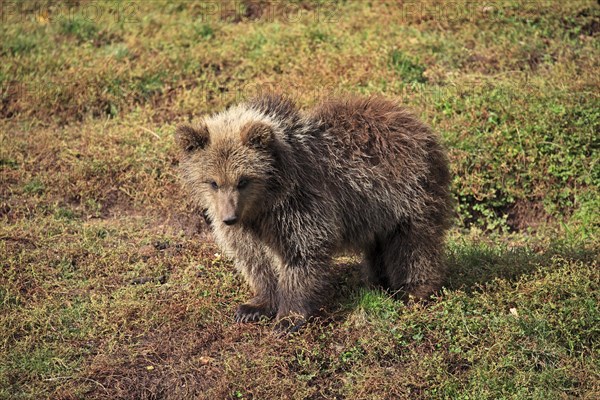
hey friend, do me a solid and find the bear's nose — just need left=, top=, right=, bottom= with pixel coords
left=223, top=216, right=238, bottom=225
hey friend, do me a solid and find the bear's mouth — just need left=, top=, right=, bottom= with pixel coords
left=201, top=209, right=212, bottom=226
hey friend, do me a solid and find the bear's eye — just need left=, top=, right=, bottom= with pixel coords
left=210, top=181, right=218, bottom=190
left=237, top=178, right=249, bottom=189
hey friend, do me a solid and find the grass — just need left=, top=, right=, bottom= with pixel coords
left=1, top=0, right=599, bottom=399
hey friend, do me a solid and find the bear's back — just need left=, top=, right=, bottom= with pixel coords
left=306, top=97, right=436, bottom=176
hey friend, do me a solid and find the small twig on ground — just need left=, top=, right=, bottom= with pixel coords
left=139, top=126, right=161, bottom=139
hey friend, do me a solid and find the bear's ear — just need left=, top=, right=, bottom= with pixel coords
left=240, top=121, right=274, bottom=149
left=175, top=123, right=210, bottom=153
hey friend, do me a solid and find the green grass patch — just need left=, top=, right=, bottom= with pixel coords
left=58, top=16, right=99, bottom=43
left=389, top=49, right=427, bottom=84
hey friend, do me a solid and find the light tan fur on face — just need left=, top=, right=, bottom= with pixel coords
left=214, top=187, right=238, bottom=223
left=176, top=106, right=281, bottom=226
left=204, top=104, right=279, bottom=143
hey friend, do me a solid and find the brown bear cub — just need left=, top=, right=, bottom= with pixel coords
left=175, top=95, right=452, bottom=332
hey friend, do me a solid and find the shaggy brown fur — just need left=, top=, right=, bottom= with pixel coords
left=175, top=95, right=452, bottom=332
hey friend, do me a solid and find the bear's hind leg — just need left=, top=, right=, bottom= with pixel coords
left=364, top=238, right=390, bottom=289
left=378, top=221, right=445, bottom=299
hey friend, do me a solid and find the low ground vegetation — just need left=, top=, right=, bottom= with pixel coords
left=1, top=1, right=598, bottom=398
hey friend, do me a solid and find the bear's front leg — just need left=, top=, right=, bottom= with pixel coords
left=235, top=300, right=276, bottom=323
left=273, top=258, right=331, bottom=333
left=232, top=249, right=279, bottom=323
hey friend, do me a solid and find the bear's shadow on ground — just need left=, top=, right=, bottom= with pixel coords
left=325, top=243, right=596, bottom=318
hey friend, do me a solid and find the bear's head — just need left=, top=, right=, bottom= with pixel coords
left=175, top=117, right=278, bottom=227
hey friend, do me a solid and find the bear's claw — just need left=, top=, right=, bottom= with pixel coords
left=234, top=303, right=274, bottom=323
